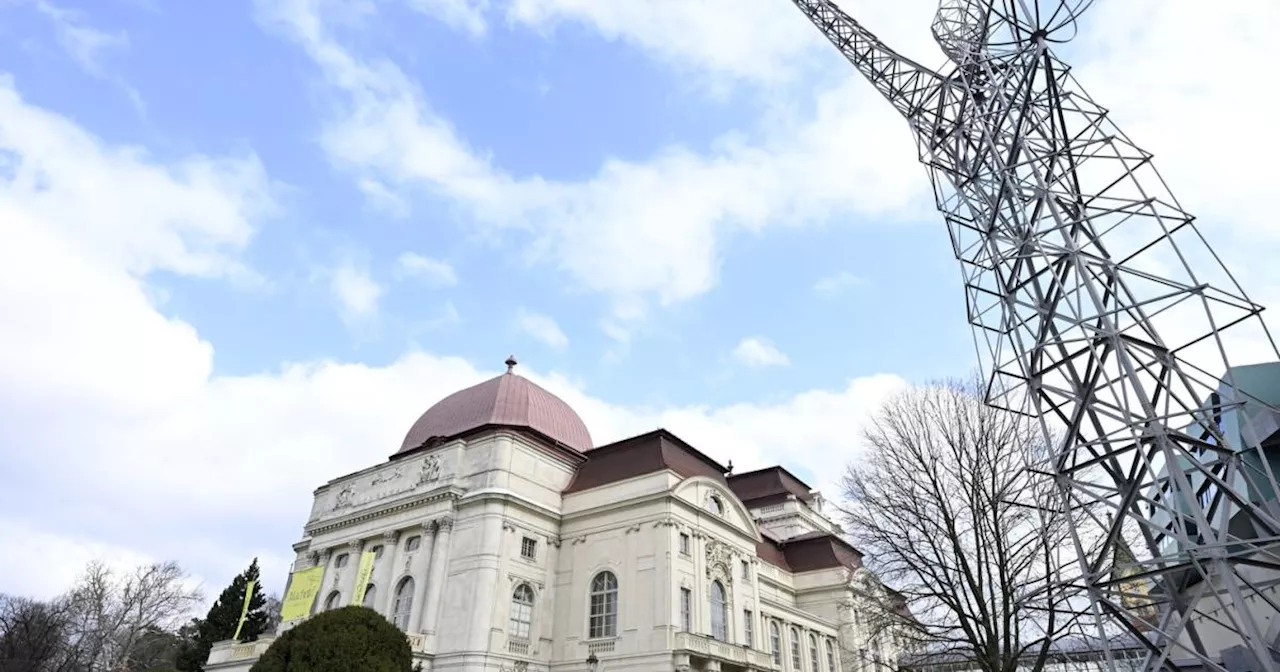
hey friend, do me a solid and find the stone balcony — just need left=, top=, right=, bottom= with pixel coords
left=674, top=631, right=777, bottom=671
left=206, top=630, right=433, bottom=671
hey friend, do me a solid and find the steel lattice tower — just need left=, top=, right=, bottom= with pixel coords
left=787, top=1, right=1280, bottom=670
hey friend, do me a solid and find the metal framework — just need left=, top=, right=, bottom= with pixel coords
left=787, top=1, right=1280, bottom=670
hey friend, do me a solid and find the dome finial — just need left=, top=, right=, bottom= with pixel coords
left=505, top=354, right=518, bottom=373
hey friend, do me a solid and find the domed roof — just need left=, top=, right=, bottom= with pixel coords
left=397, top=358, right=593, bottom=454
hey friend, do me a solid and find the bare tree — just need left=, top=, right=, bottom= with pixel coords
left=837, top=377, right=1083, bottom=672
left=0, top=594, right=75, bottom=672
left=59, top=561, right=203, bottom=672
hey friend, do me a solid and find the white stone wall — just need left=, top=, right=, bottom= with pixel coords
left=210, top=428, right=897, bottom=672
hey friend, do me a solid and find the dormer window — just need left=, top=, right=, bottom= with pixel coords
left=709, top=495, right=725, bottom=516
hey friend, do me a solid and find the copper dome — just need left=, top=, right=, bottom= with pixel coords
left=396, top=369, right=593, bottom=454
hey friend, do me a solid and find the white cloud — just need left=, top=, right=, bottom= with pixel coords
left=330, top=260, right=383, bottom=323
left=394, top=252, right=458, bottom=287
left=813, top=271, right=863, bottom=297
left=406, top=0, right=489, bottom=37
left=733, top=337, right=790, bottom=368
left=252, top=0, right=930, bottom=329
left=516, top=308, right=569, bottom=350
left=32, top=0, right=144, bottom=111
left=357, top=177, right=410, bottom=218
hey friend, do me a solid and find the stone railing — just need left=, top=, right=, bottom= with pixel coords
left=406, top=632, right=428, bottom=653
left=675, top=631, right=776, bottom=669
left=207, top=638, right=275, bottom=664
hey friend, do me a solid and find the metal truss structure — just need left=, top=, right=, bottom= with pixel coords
left=787, top=1, right=1280, bottom=670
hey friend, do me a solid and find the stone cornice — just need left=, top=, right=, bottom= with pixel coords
left=303, top=487, right=463, bottom=537
left=456, top=487, right=563, bottom=520
left=759, top=596, right=839, bottom=633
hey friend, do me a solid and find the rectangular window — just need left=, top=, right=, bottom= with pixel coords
left=680, top=588, right=692, bottom=632
left=679, top=533, right=690, bottom=555
left=743, top=610, right=754, bottom=648
left=742, top=559, right=751, bottom=580
left=521, top=536, right=537, bottom=560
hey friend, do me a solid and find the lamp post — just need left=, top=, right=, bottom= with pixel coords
left=586, top=653, right=599, bottom=672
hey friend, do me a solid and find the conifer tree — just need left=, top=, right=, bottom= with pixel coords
left=176, top=558, right=269, bottom=672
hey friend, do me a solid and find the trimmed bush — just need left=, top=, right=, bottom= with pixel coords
left=249, top=606, right=411, bottom=672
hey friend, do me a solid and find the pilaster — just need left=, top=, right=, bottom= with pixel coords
left=422, top=514, right=454, bottom=647
left=373, top=530, right=400, bottom=616
left=410, top=521, right=438, bottom=631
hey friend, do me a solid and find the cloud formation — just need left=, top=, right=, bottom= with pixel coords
left=733, top=337, right=790, bottom=368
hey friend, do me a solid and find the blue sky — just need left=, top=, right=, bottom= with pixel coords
left=0, top=0, right=1276, bottom=601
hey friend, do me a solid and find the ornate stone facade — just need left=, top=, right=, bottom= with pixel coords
left=205, top=371, right=908, bottom=672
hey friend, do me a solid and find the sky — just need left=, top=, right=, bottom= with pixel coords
left=0, top=0, right=1277, bottom=603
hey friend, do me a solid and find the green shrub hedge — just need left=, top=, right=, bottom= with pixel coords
left=249, top=606, right=411, bottom=672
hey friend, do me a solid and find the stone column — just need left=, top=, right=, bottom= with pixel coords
left=344, top=539, right=366, bottom=606
left=539, top=536, right=560, bottom=645
left=373, top=530, right=401, bottom=617
left=311, top=548, right=334, bottom=615
left=421, top=515, right=454, bottom=644
left=409, top=521, right=439, bottom=631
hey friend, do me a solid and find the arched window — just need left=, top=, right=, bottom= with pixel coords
left=333, top=553, right=349, bottom=568
left=510, top=584, right=535, bottom=639
left=709, top=495, right=725, bottom=516
left=770, top=622, right=782, bottom=666
left=826, top=639, right=837, bottom=672
left=710, top=581, right=727, bottom=641
left=404, top=535, right=421, bottom=552
left=809, top=633, right=821, bottom=672
left=323, top=590, right=341, bottom=611
left=393, top=577, right=414, bottom=630
left=362, top=584, right=377, bottom=609
left=790, top=627, right=803, bottom=670
left=587, top=571, right=618, bottom=639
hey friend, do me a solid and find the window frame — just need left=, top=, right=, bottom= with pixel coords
left=790, top=627, right=803, bottom=670
left=809, top=633, right=821, bottom=672
left=520, top=536, right=538, bottom=560
left=680, top=587, right=692, bottom=632
left=323, top=590, right=341, bottom=611
left=770, top=621, right=782, bottom=666
left=710, top=580, right=728, bottom=641
left=587, top=571, right=619, bottom=639
left=333, top=553, right=349, bottom=568
left=826, top=638, right=837, bottom=672
left=362, top=584, right=377, bottom=609
left=679, top=533, right=691, bottom=555
left=510, top=583, right=535, bottom=640
left=743, top=609, right=754, bottom=648
left=392, top=577, right=415, bottom=630
left=404, top=535, right=422, bottom=552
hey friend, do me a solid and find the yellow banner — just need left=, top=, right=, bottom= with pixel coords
left=279, top=565, right=325, bottom=622
left=231, top=579, right=257, bottom=641
left=350, top=550, right=377, bottom=607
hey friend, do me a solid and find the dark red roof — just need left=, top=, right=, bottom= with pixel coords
left=564, top=429, right=727, bottom=493
left=727, top=466, right=816, bottom=506
left=755, top=530, right=864, bottom=573
left=396, top=371, right=593, bottom=455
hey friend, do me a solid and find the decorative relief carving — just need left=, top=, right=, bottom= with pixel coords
left=436, top=515, right=454, bottom=531
left=383, top=530, right=401, bottom=544
left=332, top=485, right=356, bottom=511
left=654, top=516, right=679, bottom=528
left=371, top=465, right=403, bottom=486
left=417, top=455, right=441, bottom=485
left=309, top=551, right=321, bottom=567
left=625, top=524, right=642, bottom=534
left=543, top=535, right=562, bottom=548
left=705, top=540, right=733, bottom=583
left=349, top=539, right=365, bottom=552
left=503, top=521, right=517, bottom=533
left=571, top=536, right=587, bottom=545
